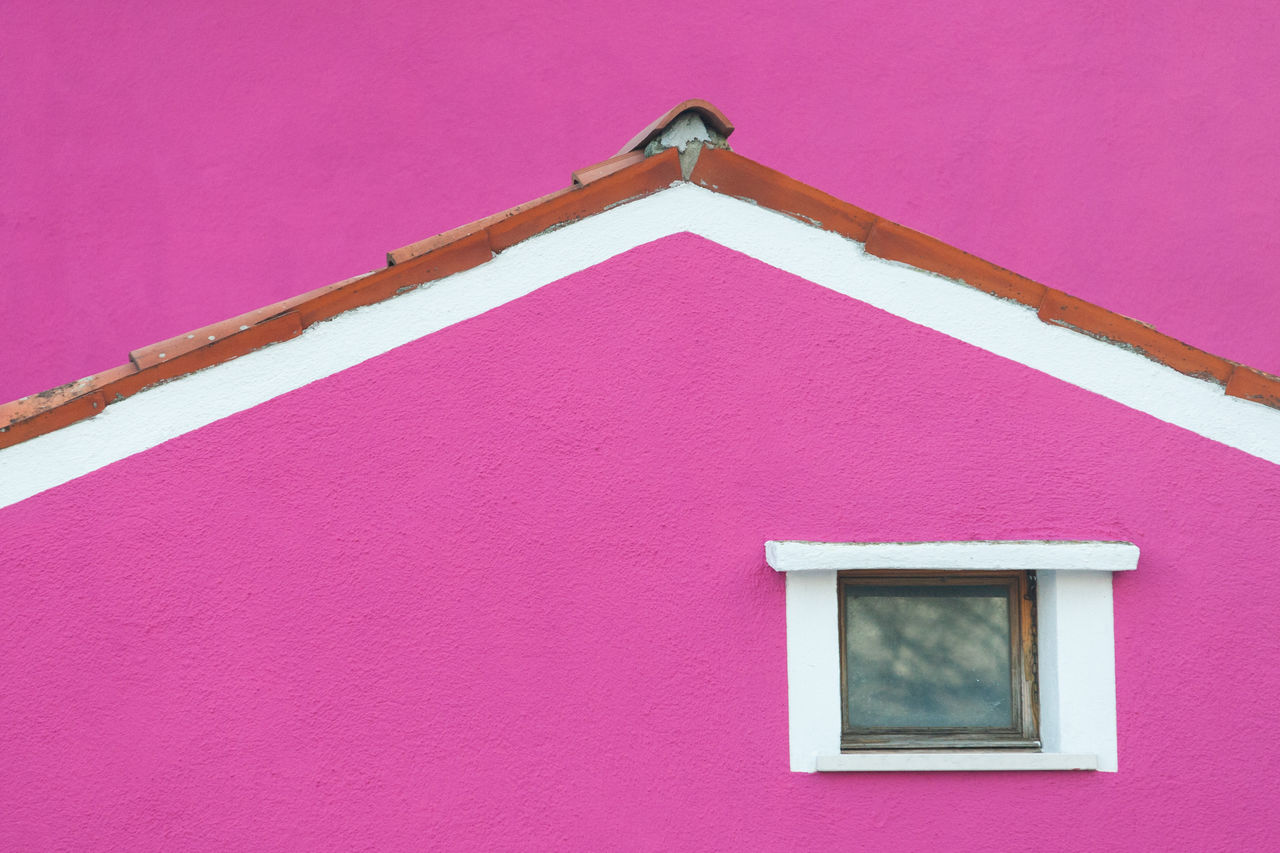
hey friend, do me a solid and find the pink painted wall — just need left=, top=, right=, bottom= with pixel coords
left=3, top=1, right=1279, bottom=405
left=3, top=235, right=1278, bottom=849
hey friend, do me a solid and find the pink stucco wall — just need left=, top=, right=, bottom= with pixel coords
left=3, top=1, right=1279, bottom=405
left=3, top=235, right=1278, bottom=849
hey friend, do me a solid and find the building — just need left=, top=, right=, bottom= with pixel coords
left=3, top=101, right=1278, bottom=849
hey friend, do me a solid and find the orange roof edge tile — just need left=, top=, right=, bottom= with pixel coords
left=572, top=151, right=647, bottom=186
left=1226, top=364, right=1280, bottom=408
left=864, top=219, right=1047, bottom=308
left=1037, top=289, right=1234, bottom=384
left=0, top=313, right=305, bottom=448
left=3, top=98, right=1279, bottom=452
left=0, top=363, right=135, bottom=430
left=487, top=147, right=681, bottom=251
left=691, top=148, right=878, bottom=243
left=388, top=188, right=570, bottom=266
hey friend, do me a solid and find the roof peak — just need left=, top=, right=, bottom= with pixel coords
left=616, top=99, right=734, bottom=157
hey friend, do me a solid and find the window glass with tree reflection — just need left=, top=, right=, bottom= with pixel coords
left=838, top=572, right=1038, bottom=750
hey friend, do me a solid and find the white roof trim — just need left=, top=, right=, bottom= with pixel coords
left=766, top=540, right=1140, bottom=573
left=3, top=183, right=1279, bottom=510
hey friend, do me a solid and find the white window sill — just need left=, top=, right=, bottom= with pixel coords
left=815, top=753, right=1098, bottom=772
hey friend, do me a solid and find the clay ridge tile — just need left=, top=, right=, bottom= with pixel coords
left=488, top=147, right=681, bottom=251
left=0, top=148, right=681, bottom=450
left=388, top=149, right=668, bottom=266
left=573, top=151, right=647, bottom=186
left=690, top=148, right=877, bottom=243
left=0, top=227, right=501, bottom=450
left=105, top=312, right=305, bottom=401
left=300, top=230, right=494, bottom=326
left=688, top=147, right=1271, bottom=399
left=126, top=271, right=374, bottom=371
left=388, top=189, right=571, bottom=266
left=616, top=99, right=735, bottom=156
left=0, top=271, right=375, bottom=440
left=0, top=358, right=137, bottom=443
left=0, top=389, right=108, bottom=448
left=0, top=363, right=136, bottom=430
left=0, top=314, right=305, bottom=451
left=1226, top=365, right=1280, bottom=410
left=1037, top=289, right=1234, bottom=384
left=864, top=220, right=1047, bottom=308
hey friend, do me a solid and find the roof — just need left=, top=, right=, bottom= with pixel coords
left=3, top=99, right=1279, bottom=455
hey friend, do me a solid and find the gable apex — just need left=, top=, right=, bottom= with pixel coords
left=616, top=98, right=735, bottom=156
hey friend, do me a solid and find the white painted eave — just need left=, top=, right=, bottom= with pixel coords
left=3, top=182, right=1280, bottom=510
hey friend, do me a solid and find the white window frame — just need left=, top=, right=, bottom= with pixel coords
left=766, top=540, right=1139, bottom=772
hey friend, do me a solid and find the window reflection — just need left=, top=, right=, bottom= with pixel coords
left=844, top=584, right=1012, bottom=728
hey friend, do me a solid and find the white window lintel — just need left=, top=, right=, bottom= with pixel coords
left=766, top=539, right=1140, bottom=573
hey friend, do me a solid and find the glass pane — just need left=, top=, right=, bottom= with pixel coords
left=844, top=583, right=1013, bottom=728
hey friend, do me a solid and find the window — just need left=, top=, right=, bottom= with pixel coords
left=839, top=571, right=1038, bottom=751
left=766, top=540, right=1139, bottom=772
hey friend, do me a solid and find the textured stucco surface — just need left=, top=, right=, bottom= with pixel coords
left=3, top=235, right=1279, bottom=849
left=3, top=1, right=1279, bottom=405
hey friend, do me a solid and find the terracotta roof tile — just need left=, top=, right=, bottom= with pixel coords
left=0, top=310, right=306, bottom=449
left=132, top=312, right=287, bottom=370
left=690, top=148, right=878, bottom=242
left=0, top=312, right=307, bottom=450
left=864, top=220, right=1046, bottom=308
left=0, top=147, right=682, bottom=451
left=388, top=150, right=665, bottom=267
left=488, top=147, right=681, bottom=251
left=304, top=231, right=493, bottom=326
left=128, top=272, right=375, bottom=372
left=0, top=389, right=107, bottom=447
left=616, top=99, right=734, bottom=156
left=4, top=99, right=1278, bottom=451
left=388, top=189, right=571, bottom=266
left=109, top=311, right=304, bottom=398
left=573, top=151, right=647, bottom=186
left=0, top=363, right=135, bottom=428
left=1038, top=289, right=1233, bottom=384
left=1226, top=364, right=1280, bottom=409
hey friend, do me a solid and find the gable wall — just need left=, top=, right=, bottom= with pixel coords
left=3, top=235, right=1278, bottom=849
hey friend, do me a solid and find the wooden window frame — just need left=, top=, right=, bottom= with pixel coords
left=838, top=570, right=1039, bottom=752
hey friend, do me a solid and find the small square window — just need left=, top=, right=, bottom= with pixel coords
left=838, top=571, right=1038, bottom=751
left=767, top=540, right=1137, bottom=772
